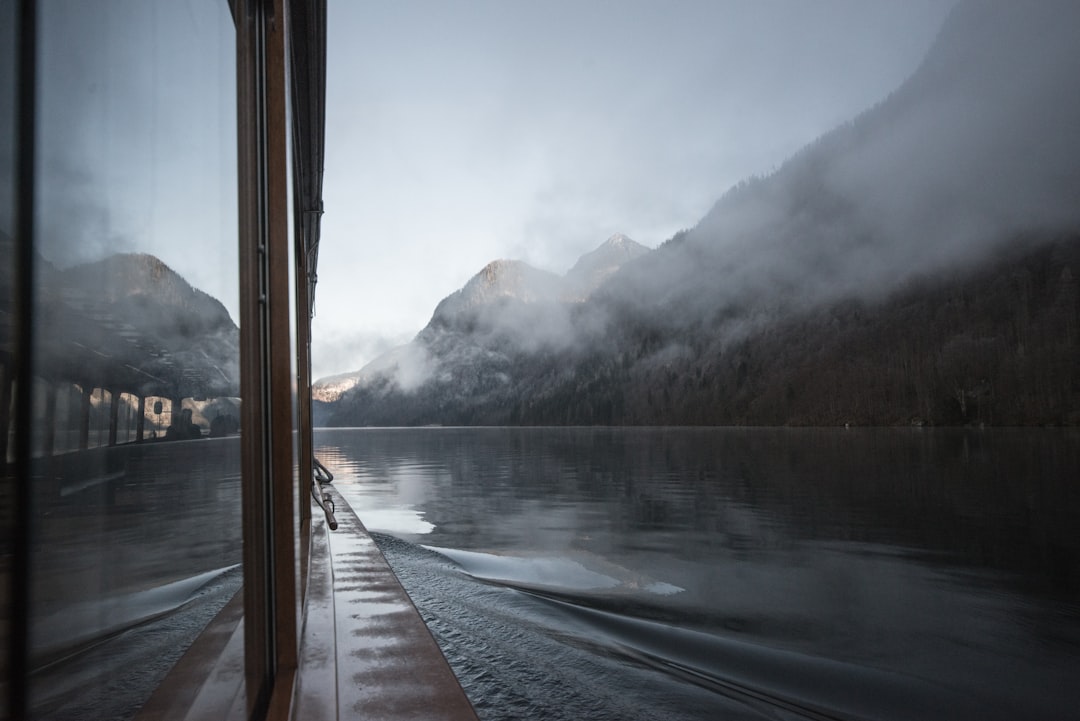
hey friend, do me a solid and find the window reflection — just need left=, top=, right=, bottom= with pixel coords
left=1, top=0, right=17, bottom=711
left=28, top=2, right=240, bottom=717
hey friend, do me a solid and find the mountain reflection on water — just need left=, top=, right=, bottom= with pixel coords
left=315, top=427, right=1080, bottom=721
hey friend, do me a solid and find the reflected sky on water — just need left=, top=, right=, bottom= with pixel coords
left=316, top=427, right=1080, bottom=721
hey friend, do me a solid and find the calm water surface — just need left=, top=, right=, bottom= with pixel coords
left=315, top=427, right=1080, bottom=721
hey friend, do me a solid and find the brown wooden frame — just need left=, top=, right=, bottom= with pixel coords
left=236, top=0, right=333, bottom=714
left=236, top=0, right=301, bottom=716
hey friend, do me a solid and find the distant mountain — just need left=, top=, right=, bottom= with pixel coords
left=563, top=234, right=650, bottom=301
left=429, top=259, right=563, bottom=332
left=319, top=0, right=1080, bottom=428
left=312, top=235, right=650, bottom=414
left=602, top=0, right=1080, bottom=331
left=311, top=369, right=364, bottom=404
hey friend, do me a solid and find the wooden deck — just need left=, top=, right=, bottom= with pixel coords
left=140, top=487, right=478, bottom=721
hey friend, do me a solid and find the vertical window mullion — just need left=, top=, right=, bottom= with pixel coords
left=237, top=0, right=299, bottom=716
left=8, top=0, right=37, bottom=717
left=236, top=0, right=274, bottom=715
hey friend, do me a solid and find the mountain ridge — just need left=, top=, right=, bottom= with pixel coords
left=313, top=234, right=650, bottom=405
left=317, top=0, right=1080, bottom=427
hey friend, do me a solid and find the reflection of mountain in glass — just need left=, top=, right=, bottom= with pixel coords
left=34, top=252, right=239, bottom=402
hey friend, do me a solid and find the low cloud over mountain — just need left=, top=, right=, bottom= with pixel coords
left=313, top=234, right=649, bottom=409
left=316, top=0, right=1080, bottom=428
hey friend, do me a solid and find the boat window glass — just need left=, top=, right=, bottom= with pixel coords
left=1, top=0, right=15, bottom=464
left=286, top=47, right=305, bottom=613
left=1, top=0, right=17, bottom=706
left=27, top=2, right=241, bottom=717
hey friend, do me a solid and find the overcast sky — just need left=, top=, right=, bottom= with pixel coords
left=310, top=0, right=955, bottom=379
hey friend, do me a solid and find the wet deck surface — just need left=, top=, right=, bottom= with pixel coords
left=295, top=488, right=478, bottom=721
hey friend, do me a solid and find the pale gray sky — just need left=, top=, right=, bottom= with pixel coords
left=311, top=0, right=953, bottom=379
left=22, top=1, right=955, bottom=382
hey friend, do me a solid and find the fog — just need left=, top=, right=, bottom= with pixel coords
left=314, top=0, right=952, bottom=378
left=608, top=0, right=1080, bottom=333
left=338, top=0, right=1080, bottom=399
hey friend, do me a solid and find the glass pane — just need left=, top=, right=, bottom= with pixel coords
left=287, top=64, right=304, bottom=605
left=28, top=2, right=240, bottom=718
left=0, top=0, right=17, bottom=712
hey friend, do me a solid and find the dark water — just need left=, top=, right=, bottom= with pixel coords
left=315, top=426, right=1080, bottom=721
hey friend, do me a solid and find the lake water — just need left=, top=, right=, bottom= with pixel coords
left=314, top=427, right=1080, bottom=721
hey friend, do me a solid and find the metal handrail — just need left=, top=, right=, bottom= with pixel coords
left=311, top=457, right=337, bottom=530
left=313, top=457, right=333, bottom=484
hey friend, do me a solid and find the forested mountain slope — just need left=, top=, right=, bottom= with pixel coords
left=319, top=0, right=1080, bottom=427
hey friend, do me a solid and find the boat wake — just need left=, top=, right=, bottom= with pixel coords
left=373, top=534, right=1012, bottom=721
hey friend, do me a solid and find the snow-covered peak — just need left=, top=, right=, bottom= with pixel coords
left=564, top=234, right=651, bottom=300
left=603, top=233, right=634, bottom=248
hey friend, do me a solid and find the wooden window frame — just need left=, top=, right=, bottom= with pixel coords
left=236, top=0, right=305, bottom=717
